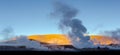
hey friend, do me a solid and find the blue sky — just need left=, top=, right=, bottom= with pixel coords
left=0, top=0, right=120, bottom=36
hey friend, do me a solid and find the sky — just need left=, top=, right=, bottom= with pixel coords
left=0, top=0, right=120, bottom=37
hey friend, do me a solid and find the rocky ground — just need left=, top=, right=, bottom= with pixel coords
left=0, top=46, right=36, bottom=51
left=0, top=45, right=110, bottom=51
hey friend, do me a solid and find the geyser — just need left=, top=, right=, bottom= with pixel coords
left=51, top=1, right=94, bottom=48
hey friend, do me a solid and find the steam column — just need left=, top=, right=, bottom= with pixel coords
left=68, top=19, right=94, bottom=49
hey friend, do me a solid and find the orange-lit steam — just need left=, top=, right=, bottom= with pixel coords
left=90, top=35, right=119, bottom=45
left=28, top=34, right=119, bottom=46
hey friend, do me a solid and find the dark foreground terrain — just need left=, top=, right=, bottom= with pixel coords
left=0, top=45, right=119, bottom=51
left=0, top=46, right=36, bottom=51
left=0, top=46, right=119, bottom=55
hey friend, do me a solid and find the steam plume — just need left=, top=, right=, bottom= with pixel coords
left=102, top=29, right=120, bottom=40
left=51, top=1, right=94, bottom=48
left=0, top=26, right=14, bottom=41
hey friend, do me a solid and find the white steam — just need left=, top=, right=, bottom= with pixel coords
left=101, top=29, right=120, bottom=41
left=51, top=1, right=94, bottom=49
